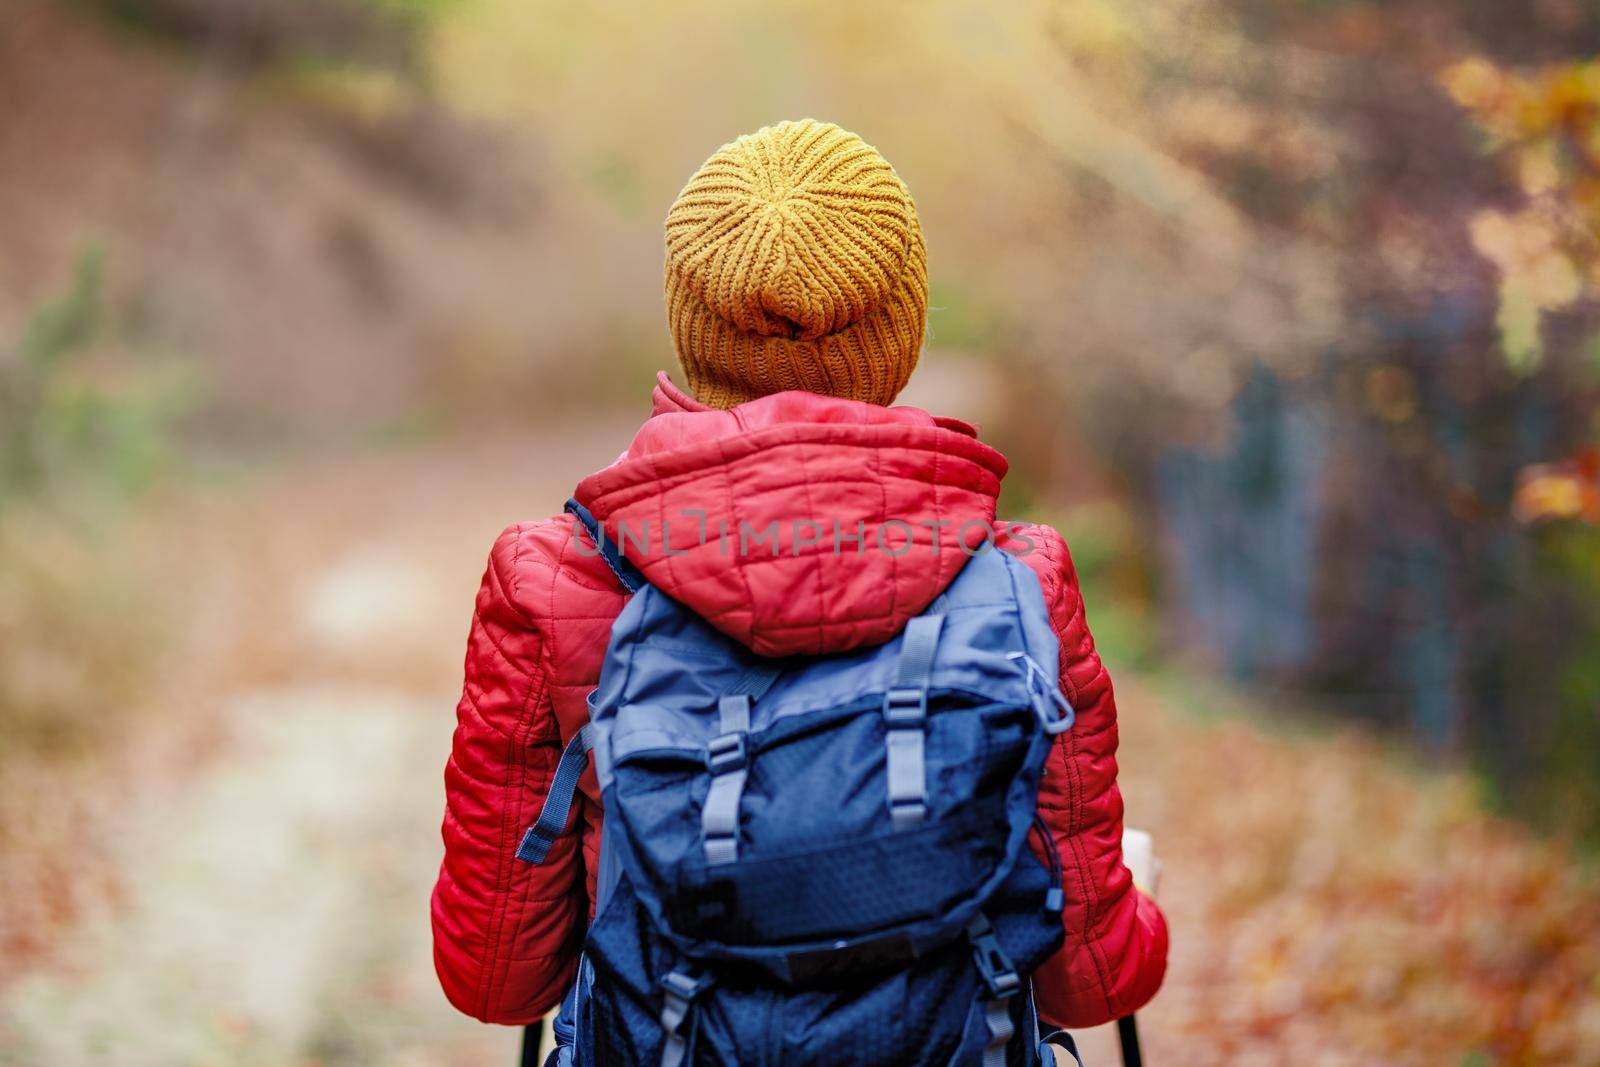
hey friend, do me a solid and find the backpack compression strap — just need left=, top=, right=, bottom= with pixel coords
left=656, top=967, right=711, bottom=1067
left=702, top=662, right=783, bottom=866
left=884, top=614, right=944, bottom=829
left=968, top=913, right=1023, bottom=1067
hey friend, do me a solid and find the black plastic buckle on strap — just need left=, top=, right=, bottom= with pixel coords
left=970, top=921, right=1022, bottom=999
left=706, top=732, right=747, bottom=775
left=883, top=686, right=928, bottom=726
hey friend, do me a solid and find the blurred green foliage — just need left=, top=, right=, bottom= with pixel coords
left=1054, top=502, right=1158, bottom=672
left=925, top=283, right=1007, bottom=352
left=0, top=250, right=198, bottom=755
left=1507, top=523, right=1600, bottom=847
left=83, top=0, right=459, bottom=79
left=0, top=249, right=198, bottom=510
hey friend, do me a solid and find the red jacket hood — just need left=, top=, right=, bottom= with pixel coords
left=573, top=373, right=1008, bottom=657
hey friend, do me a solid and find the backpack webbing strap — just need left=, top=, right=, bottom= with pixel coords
left=515, top=723, right=594, bottom=865
left=701, top=662, right=783, bottom=866
left=883, top=614, right=944, bottom=829
left=657, top=967, right=710, bottom=1067
left=968, top=914, right=1022, bottom=1067
left=1040, top=1030, right=1085, bottom=1067
left=982, top=1000, right=1014, bottom=1067
left=565, top=498, right=645, bottom=593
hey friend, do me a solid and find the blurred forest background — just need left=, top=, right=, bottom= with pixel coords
left=1, top=0, right=1598, bottom=1065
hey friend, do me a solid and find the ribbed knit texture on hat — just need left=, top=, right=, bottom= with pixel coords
left=664, top=119, right=927, bottom=409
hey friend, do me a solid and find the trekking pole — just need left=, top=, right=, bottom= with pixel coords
left=1117, top=1014, right=1143, bottom=1067
left=1118, top=828, right=1160, bottom=1067
left=518, top=1020, right=544, bottom=1067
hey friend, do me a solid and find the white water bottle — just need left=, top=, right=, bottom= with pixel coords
left=1122, top=828, right=1161, bottom=898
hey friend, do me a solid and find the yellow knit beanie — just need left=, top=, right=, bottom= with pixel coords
left=664, top=119, right=927, bottom=409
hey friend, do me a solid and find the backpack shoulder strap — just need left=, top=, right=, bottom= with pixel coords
left=513, top=500, right=648, bottom=869
left=565, top=497, right=646, bottom=593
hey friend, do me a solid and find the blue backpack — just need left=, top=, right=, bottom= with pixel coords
left=519, top=500, right=1084, bottom=1066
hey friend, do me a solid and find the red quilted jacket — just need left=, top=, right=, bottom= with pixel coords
left=431, top=373, right=1168, bottom=1030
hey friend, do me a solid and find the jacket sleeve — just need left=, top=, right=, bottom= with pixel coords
left=431, top=523, right=586, bottom=1024
left=1007, top=522, right=1168, bottom=1028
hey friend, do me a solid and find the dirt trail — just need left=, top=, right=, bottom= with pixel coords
left=1, top=683, right=503, bottom=1067
left=2, top=423, right=1596, bottom=1067
left=0, top=422, right=626, bottom=1067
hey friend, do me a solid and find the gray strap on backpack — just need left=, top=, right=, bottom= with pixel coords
left=982, top=998, right=1014, bottom=1067
left=883, top=614, right=944, bottom=829
left=968, top=913, right=1022, bottom=1067
left=702, top=662, right=782, bottom=866
left=658, top=967, right=708, bottom=1067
